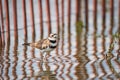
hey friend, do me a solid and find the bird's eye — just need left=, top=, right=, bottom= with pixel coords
left=50, top=34, right=53, bottom=37
left=50, top=33, right=57, bottom=38
left=52, top=35, right=54, bottom=37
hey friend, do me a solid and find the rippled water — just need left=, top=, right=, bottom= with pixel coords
left=0, top=0, right=120, bottom=80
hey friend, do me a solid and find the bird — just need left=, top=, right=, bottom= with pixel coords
left=22, top=33, right=59, bottom=61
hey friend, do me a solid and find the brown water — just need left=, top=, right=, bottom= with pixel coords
left=0, top=0, right=120, bottom=80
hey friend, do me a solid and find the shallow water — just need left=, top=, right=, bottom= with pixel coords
left=0, top=0, right=120, bottom=80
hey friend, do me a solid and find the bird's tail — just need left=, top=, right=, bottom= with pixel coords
left=22, top=43, right=30, bottom=46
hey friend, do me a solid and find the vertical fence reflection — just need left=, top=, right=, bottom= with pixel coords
left=29, top=0, right=35, bottom=39
left=118, top=0, right=120, bottom=32
left=38, top=0, right=43, bottom=39
left=67, top=0, right=71, bottom=55
left=0, top=0, right=4, bottom=46
left=118, top=0, right=120, bottom=58
left=4, top=0, right=10, bottom=42
left=22, top=0, right=27, bottom=38
left=110, top=0, right=114, bottom=33
left=12, top=1, right=18, bottom=78
left=12, top=36, right=18, bottom=80
left=102, top=0, right=106, bottom=28
left=85, top=0, right=88, bottom=30
left=0, top=28, right=1, bottom=45
left=3, top=32, right=10, bottom=80
left=0, top=44, right=4, bottom=80
left=93, top=0, right=97, bottom=29
left=2, top=0, right=10, bottom=79
left=55, top=0, right=59, bottom=55
left=46, top=0, right=51, bottom=34
left=21, top=38, right=27, bottom=79
left=61, top=0, right=64, bottom=55
left=12, top=0, right=18, bottom=39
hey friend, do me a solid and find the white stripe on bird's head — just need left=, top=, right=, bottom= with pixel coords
left=48, top=33, right=59, bottom=40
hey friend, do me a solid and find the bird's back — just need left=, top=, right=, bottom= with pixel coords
left=22, top=33, right=59, bottom=53
left=23, top=39, right=56, bottom=52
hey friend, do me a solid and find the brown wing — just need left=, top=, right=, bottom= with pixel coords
left=40, top=39, right=50, bottom=50
left=30, top=39, right=50, bottom=50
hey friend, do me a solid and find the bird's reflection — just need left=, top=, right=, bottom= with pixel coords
left=39, top=62, right=56, bottom=80
left=31, top=61, right=56, bottom=80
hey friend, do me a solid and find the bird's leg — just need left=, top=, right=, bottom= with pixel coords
left=46, top=52, right=49, bottom=58
left=43, top=52, right=47, bottom=62
left=44, top=52, right=50, bottom=62
left=40, top=52, right=44, bottom=64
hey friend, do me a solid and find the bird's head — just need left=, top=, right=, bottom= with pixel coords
left=48, top=33, right=59, bottom=40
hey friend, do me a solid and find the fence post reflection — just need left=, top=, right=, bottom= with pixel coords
left=4, top=32, right=10, bottom=80
left=28, top=24, right=36, bottom=78
left=85, top=0, right=88, bottom=30
left=0, top=37, right=4, bottom=79
left=101, top=23, right=106, bottom=57
left=12, top=0, right=18, bottom=39
left=75, top=0, right=81, bottom=57
left=12, top=35, right=18, bottom=80
left=109, top=0, right=114, bottom=56
left=106, top=0, right=115, bottom=75
left=30, top=0, right=35, bottom=39
left=110, top=0, right=114, bottom=33
left=46, top=0, right=51, bottom=34
left=68, top=0, right=71, bottom=26
left=75, top=0, right=88, bottom=79
left=100, top=25, right=106, bottom=78
left=118, top=0, right=120, bottom=33
left=118, top=0, right=120, bottom=58
left=102, top=0, right=106, bottom=28
left=75, top=0, right=81, bottom=55
left=93, top=0, right=97, bottom=59
left=55, top=0, right=60, bottom=34
left=76, top=0, right=81, bottom=21
left=61, top=0, right=64, bottom=26
left=22, top=0, right=27, bottom=38
left=92, top=15, right=98, bottom=79
left=93, top=0, right=97, bottom=29
left=82, top=12, right=89, bottom=80
left=21, top=36, right=28, bottom=79
left=38, top=0, right=43, bottom=39
left=55, top=0, right=59, bottom=55
left=68, top=0, right=71, bottom=55
left=0, top=27, right=2, bottom=47
left=61, top=0, right=64, bottom=55
left=0, top=0, right=5, bottom=46
left=4, top=0, right=10, bottom=43
left=38, top=0, right=44, bottom=59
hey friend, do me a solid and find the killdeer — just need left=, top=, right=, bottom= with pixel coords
left=22, top=33, right=59, bottom=61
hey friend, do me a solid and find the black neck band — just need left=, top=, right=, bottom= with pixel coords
left=49, top=40, right=56, bottom=43
left=49, top=45, right=56, bottom=48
